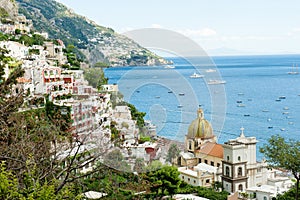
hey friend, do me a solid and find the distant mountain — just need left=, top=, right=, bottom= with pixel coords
left=15, top=0, right=169, bottom=66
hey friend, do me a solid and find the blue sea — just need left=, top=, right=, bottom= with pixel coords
left=105, top=55, right=300, bottom=160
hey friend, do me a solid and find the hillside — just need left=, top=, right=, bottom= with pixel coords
left=15, top=0, right=169, bottom=66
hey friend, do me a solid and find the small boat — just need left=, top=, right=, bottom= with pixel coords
left=262, top=109, right=269, bottom=112
left=190, top=72, right=204, bottom=78
left=280, top=128, right=285, bottom=131
left=168, top=91, right=173, bottom=93
left=237, top=104, right=245, bottom=107
left=268, top=126, right=273, bottom=129
left=282, top=112, right=289, bottom=115
left=177, top=105, right=183, bottom=108
left=244, top=114, right=250, bottom=117
left=164, top=65, right=175, bottom=69
left=136, top=90, right=140, bottom=93
left=279, top=96, right=286, bottom=99
left=155, top=96, right=160, bottom=99
left=288, top=122, right=294, bottom=125
left=238, top=93, right=244, bottom=96
left=205, top=69, right=217, bottom=73
left=236, top=100, right=243, bottom=103
left=179, top=93, right=185, bottom=96
left=287, top=64, right=299, bottom=75
left=275, top=99, right=281, bottom=102
left=207, top=79, right=226, bottom=85
left=267, top=118, right=271, bottom=121
left=283, top=107, right=289, bottom=110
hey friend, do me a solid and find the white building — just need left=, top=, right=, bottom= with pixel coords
left=221, top=128, right=269, bottom=194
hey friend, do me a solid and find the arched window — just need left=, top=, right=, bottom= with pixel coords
left=189, top=141, right=192, bottom=150
left=263, top=196, right=267, bottom=200
left=238, top=167, right=243, bottom=176
left=227, top=156, right=230, bottom=161
left=238, top=184, right=243, bottom=191
left=225, top=166, right=230, bottom=176
left=238, top=156, right=241, bottom=161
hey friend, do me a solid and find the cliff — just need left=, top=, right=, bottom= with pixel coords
left=15, top=0, right=170, bottom=66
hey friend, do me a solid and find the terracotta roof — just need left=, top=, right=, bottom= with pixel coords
left=17, top=77, right=31, bottom=83
left=197, top=142, right=223, bottom=158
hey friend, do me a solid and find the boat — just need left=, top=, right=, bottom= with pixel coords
left=168, top=91, right=173, bottom=93
left=155, top=96, right=160, bottom=99
left=207, top=79, right=226, bottom=85
left=190, top=72, right=204, bottom=78
left=237, top=104, right=245, bottom=107
left=205, top=69, right=216, bottom=73
left=280, top=128, right=285, bottom=131
left=275, top=99, right=281, bottom=102
left=283, top=107, right=289, bottom=110
left=279, top=96, right=286, bottom=99
left=179, top=93, right=185, bottom=96
left=268, top=126, right=273, bottom=129
left=238, top=93, right=244, bottom=96
left=236, top=100, right=243, bottom=103
left=282, top=111, right=289, bottom=115
left=244, top=114, right=250, bottom=117
left=177, top=105, right=183, bottom=108
left=262, top=109, right=269, bottom=112
left=288, top=122, right=294, bottom=125
left=287, top=64, right=299, bottom=75
left=164, top=65, right=175, bottom=69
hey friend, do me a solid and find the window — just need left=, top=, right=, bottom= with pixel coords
left=238, top=184, right=243, bottom=191
left=204, top=159, right=208, bottom=164
left=182, top=176, right=184, bottom=180
left=206, top=179, right=210, bottom=184
left=238, top=167, right=243, bottom=177
left=211, top=161, right=214, bottom=166
left=188, top=178, right=190, bottom=182
left=227, top=156, right=230, bottom=161
left=194, top=180, right=196, bottom=184
left=198, top=158, right=202, bottom=163
left=225, top=166, right=230, bottom=176
left=238, top=156, right=241, bottom=161
left=263, top=196, right=267, bottom=200
left=189, top=141, right=192, bottom=150
left=217, top=163, right=220, bottom=167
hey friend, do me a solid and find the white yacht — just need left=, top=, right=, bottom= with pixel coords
left=190, top=72, right=204, bottom=78
left=207, top=79, right=226, bottom=85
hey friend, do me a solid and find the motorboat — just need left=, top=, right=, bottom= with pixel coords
left=207, top=79, right=226, bottom=85
left=190, top=72, right=204, bottom=78
left=164, top=65, right=175, bottom=69
left=205, top=69, right=216, bottom=73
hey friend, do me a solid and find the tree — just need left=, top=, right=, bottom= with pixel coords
left=146, top=165, right=181, bottom=198
left=166, top=143, right=180, bottom=164
left=260, top=135, right=300, bottom=200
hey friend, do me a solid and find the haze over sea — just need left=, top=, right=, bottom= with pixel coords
left=105, top=55, right=300, bottom=160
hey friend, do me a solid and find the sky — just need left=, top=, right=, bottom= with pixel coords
left=56, top=0, right=300, bottom=56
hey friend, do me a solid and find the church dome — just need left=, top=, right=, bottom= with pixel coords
left=187, top=109, right=214, bottom=139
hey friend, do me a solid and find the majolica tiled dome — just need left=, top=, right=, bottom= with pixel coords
left=187, top=109, right=214, bottom=139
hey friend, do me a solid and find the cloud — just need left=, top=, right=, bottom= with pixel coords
left=287, top=28, right=300, bottom=36
left=179, top=28, right=217, bottom=37
left=151, top=24, right=163, bottom=28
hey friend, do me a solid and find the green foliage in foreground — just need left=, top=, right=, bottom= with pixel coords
left=0, top=162, right=82, bottom=200
left=260, top=135, right=300, bottom=200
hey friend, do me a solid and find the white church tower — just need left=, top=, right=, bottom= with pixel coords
left=221, top=127, right=264, bottom=193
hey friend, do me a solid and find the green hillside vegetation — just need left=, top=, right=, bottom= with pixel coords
left=16, top=0, right=169, bottom=66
